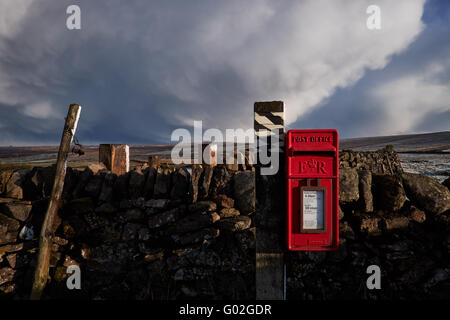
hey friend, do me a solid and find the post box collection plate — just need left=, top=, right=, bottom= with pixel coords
left=286, top=129, right=339, bottom=251
left=300, top=186, right=326, bottom=233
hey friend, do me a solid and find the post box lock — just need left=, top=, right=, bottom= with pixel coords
left=286, top=130, right=339, bottom=251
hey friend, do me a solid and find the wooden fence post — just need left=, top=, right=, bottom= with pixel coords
left=30, top=104, right=81, bottom=300
left=99, top=144, right=129, bottom=175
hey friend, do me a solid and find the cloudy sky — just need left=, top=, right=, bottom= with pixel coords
left=0, top=0, right=448, bottom=146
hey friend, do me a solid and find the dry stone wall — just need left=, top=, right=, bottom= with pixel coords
left=340, top=145, right=403, bottom=175
left=0, top=163, right=256, bottom=299
left=1, top=147, right=449, bottom=300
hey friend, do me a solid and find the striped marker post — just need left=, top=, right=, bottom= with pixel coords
left=254, top=101, right=285, bottom=153
left=254, top=101, right=285, bottom=300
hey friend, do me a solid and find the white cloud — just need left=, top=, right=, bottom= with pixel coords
left=370, top=64, right=450, bottom=134
left=0, top=0, right=35, bottom=38
left=22, top=101, right=60, bottom=119
left=134, top=0, right=427, bottom=127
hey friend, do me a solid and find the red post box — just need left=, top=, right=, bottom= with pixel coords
left=286, top=129, right=339, bottom=251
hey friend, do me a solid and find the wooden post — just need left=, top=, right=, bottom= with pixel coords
left=254, top=101, right=285, bottom=300
left=30, top=104, right=81, bottom=300
left=99, top=144, right=129, bottom=175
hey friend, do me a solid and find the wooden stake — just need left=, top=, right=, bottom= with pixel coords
left=30, top=104, right=81, bottom=300
left=99, top=144, right=129, bottom=175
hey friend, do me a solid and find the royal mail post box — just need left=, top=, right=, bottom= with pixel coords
left=286, top=129, right=339, bottom=251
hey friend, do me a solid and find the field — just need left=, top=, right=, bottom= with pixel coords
left=0, top=131, right=449, bottom=181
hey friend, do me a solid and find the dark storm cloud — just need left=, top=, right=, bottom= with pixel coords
left=0, top=0, right=431, bottom=145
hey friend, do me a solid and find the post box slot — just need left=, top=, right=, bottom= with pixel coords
left=289, top=146, right=336, bottom=153
left=289, top=151, right=336, bottom=156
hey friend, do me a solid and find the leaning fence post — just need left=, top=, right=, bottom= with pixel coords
left=30, top=104, right=81, bottom=300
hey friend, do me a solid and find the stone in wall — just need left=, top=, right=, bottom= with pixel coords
left=64, top=197, right=95, bottom=216
left=188, top=201, right=216, bottom=213
left=166, top=212, right=220, bottom=234
left=170, top=167, right=189, bottom=200
left=354, top=213, right=382, bottom=236
left=339, top=221, right=355, bottom=240
left=189, top=165, right=203, bottom=203
left=0, top=213, right=20, bottom=245
left=372, top=174, right=406, bottom=212
left=61, top=167, right=79, bottom=201
left=0, top=201, right=32, bottom=222
left=121, top=223, right=141, bottom=241
left=219, top=208, right=240, bottom=218
left=73, top=167, right=93, bottom=199
left=199, top=165, right=214, bottom=199
left=381, top=215, right=410, bottom=231
left=6, top=252, right=31, bottom=269
left=235, top=227, right=256, bottom=251
left=145, top=198, right=170, bottom=211
left=215, top=194, right=234, bottom=209
left=443, top=177, right=450, bottom=190
left=0, top=170, right=13, bottom=194
left=409, top=206, right=426, bottom=223
left=233, top=171, right=255, bottom=215
left=128, top=167, right=146, bottom=199
left=218, top=216, right=252, bottom=232
left=98, top=173, right=116, bottom=203
left=0, top=267, right=16, bottom=286
left=120, top=208, right=144, bottom=222
left=143, top=167, right=157, bottom=198
left=358, top=170, right=373, bottom=212
left=84, top=173, right=104, bottom=199
left=339, top=168, right=359, bottom=203
left=171, top=227, right=220, bottom=246
left=402, top=173, right=450, bottom=215
left=148, top=206, right=185, bottom=229
left=154, top=167, right=173, bottom=198
left=24, top=165, right=56, bottom=200
left=4, top=170, right=28, bottom=200
left=209, top=165, right=232, bottom=198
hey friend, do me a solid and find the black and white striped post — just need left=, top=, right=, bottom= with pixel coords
left=254, top=101, right=285, bottom=153
left=254, top=101, right=286, bottom=300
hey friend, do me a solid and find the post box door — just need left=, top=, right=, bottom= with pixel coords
left=287, top=177, right=338, bottom=249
